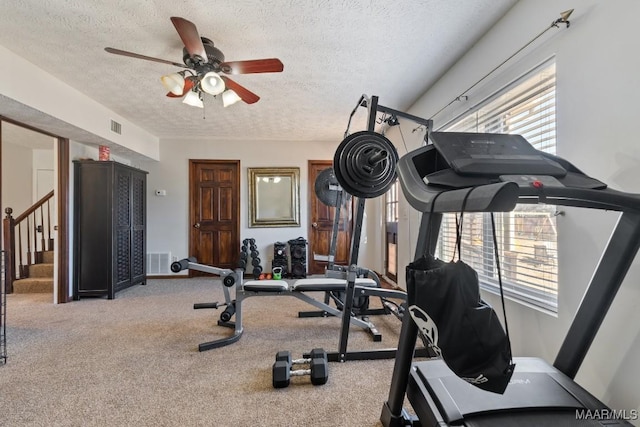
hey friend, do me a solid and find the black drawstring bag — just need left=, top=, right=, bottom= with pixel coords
left=407, top=191, right=515, bottom=394
left=407, top=255, right=514, bottom=393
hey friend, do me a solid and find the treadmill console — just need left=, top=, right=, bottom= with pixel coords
left=429, top=132, right=567, bottom=177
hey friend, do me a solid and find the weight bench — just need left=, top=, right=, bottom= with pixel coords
left=172, top=258, right=414, bottom=358
left=202, top=276, right=385, bottom=352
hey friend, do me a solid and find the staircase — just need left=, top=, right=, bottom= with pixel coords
left=12, top=250, right=54, bottom=294
left=2, top=190, right=55, bottom=294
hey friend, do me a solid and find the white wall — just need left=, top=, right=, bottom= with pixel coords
left=1, top=141, right=32, bottom=215
left=0, top=45, right=160, bottom=161
left=383, top=0, right=640, bottom=418
left=140, top=138, right=339, bottom=274
left=32, top=148, right=55, bottom=201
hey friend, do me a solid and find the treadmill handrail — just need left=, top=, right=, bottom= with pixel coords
left=397, top=144, right=640, bottom=214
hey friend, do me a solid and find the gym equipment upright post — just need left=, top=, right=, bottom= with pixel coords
left=311, top=95, right=433, bottom=362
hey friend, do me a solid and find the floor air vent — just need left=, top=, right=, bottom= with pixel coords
left=147, top=252, right=171, bottom=275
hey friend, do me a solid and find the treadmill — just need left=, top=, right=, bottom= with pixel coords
left=381, top=132, right=640, bottom=426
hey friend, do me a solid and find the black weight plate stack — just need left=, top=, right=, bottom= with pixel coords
left=272, top=241, right=288, bottom=278
left=333, top=130, right=399, bottom=199
left=288, top=237, right=307, bottom=279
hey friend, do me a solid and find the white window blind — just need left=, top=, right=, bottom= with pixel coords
left=436, top=60, right=558, bottom=312
left=386, top=181, right=399, bottom=223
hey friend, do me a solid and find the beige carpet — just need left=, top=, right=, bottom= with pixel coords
left=0, top=278, right=413, bottom=426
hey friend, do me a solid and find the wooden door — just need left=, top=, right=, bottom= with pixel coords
left=308, top=160, right=352, bottom=275
left=189, top=160, right=240, bottom=275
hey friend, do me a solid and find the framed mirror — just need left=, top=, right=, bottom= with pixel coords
left=248, top=167, right=300, bottom=228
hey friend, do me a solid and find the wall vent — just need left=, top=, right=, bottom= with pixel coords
left=147, top=252, right=172, bottom=275
left=110, top=119, right=122, bottom=135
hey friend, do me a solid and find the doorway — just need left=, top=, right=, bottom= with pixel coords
left=307, top=160, right=353, bottom=275
left=0, top=117, right=70, bottom=303
left=188, top=159, right=240, bottom=275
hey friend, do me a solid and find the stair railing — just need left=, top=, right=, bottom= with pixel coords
left=2, top=190, right=54, bottom=293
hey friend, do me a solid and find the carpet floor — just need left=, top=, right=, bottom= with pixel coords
left=0, top=278, right=413, bottom=426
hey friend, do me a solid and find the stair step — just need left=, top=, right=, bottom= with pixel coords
left=13, top=278, right=53, bottom=294
left=42, top=250, right=54, bottom=264
left=28, top=263, right=54, bottom=278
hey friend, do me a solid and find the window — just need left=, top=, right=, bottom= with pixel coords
left=436, top=60, right=558, bottom=312
left=385, top=181, right=399, bottom=282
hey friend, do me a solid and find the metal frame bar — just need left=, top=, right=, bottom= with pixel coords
left=344, top=94, right=433, bottom=138
left=381, top=210, right=440, bottom=426
left=554, top=210, right=640, bottom=378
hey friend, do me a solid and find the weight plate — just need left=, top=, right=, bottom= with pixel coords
left=333, top=130, right=399, bottom=199
left=314, top=167, right=350, bottom=207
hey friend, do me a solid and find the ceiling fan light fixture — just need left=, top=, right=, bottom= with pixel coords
left=200, top=71, right=225, bottom=95
left=222, top=89, right=242, bottom=107
left=160, top=71, right=186, bottom=95
left=182, top=90, right=204, bottom=108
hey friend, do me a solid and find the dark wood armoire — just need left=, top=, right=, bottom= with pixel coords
left=73, top=160, right=147, bottom=299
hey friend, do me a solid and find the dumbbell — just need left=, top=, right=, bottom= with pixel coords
left=272, top=348, right=329, bottom=388
left=252, top=265, right=263, bottom=277
left=251, top=257, right=261, bottom=267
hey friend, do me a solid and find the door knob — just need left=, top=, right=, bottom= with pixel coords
left=312, top=222, right=318, bottom=229
left=194, top=222, right=201, bottom=228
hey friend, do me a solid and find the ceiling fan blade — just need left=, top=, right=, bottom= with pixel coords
left=104, top=47, right=186, bottom=68
left=221, top=76, right=260, bottom=104
left=220, top=58, right=284, bottom=74
left=170, top=17, right=208, bottom=62
left=166, top=78, right=195, bottom=98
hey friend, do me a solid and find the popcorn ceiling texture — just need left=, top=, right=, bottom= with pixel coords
left=0, top=0, right=516, bottom=144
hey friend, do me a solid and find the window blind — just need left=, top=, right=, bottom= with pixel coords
left=436, top=60, right=558, bottom=312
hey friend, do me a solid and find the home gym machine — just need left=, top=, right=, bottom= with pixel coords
left=173, top=95, right=437, bottom=362
left=380, top=131, right=640, bottom=426
left=301, top=94, right=435, bottom=362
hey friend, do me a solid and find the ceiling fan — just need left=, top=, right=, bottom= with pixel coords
left=105, top=17, right=284, bottom=108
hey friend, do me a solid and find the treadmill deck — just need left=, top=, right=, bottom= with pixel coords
left=407, top=357, right=632, bottom=426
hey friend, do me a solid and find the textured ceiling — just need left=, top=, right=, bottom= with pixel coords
left=0, top=0, right=518, bottom=148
